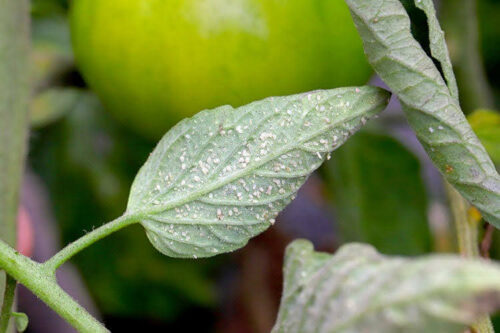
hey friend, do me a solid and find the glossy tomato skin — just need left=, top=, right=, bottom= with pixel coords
left=70, top=0, right=372, bottom=138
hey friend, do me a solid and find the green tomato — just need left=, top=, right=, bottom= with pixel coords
left=70, top=0, right=372, bottom=139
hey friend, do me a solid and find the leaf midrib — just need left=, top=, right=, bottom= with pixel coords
left=134, top=112, right=366, bottom=219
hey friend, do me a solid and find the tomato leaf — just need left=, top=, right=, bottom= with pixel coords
left=127, top=87, right=390, bottom=258
left=273, top=240, right=500, bottom=333
left=345, top=0, right=500, bottom=226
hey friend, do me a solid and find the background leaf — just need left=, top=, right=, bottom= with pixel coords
left=127, top=87, right=390, bottom=258
left=468, top=110, right=500, bottom=165
left=323, top=131, right=431, bottom=255
left=345, top=0, right=500, bottom=227
left=30, top=88, right=80, bottom=127
left=31, top=14, right=73, bottom=91
left=272, top=240, right=500, bottom=333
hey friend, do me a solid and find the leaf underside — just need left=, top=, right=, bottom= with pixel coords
left=127, top=87, right=390, bottom=258
left=345, top=0, right=500, bottom=226
left=273, top=240, right=500, bottom=333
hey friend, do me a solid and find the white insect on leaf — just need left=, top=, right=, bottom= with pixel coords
left=273, top=240, right=500, bottom=333
left=345, top=0, right=500, bottom=226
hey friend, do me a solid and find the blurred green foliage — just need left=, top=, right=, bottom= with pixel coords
left=31, top=4, right=73, bottom=92
left=322, top=132, right=431, bottom=255
left=31, top=88, right=79, bottom=127
left=468, top=110, right=500, bottom=164
left=479, top=0, right=500, bottom=91
left=31, top=0, right=68, bottom=17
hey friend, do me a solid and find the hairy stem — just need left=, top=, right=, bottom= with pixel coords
left=0, top=240, right=108, bottom=332
left=44, top=214, right=139, bottom=273
left=0, top=275, right=16, bottom=333
left=440, top=0, right=494, bottom=113
left=445, top=183, right=494, bottom=332
left=0, top=214, right=139, bottom=331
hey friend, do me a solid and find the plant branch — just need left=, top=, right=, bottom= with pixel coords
left=0, top=275, right=16, bottom=333
left=445, top=182, right=494, bottom=333
left=0, top=239, right=108, bottom=332
left=44, top=214, right=139, bottom=273
left=0, top=214, right=139, bottom=331
left=446, top=183, right=479, bottom=258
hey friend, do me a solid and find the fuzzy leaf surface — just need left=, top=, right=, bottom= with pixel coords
left=273, top=240, right=500, bottom=333
left=345, top=0, right=500, bottom=226
left=127, top=87, right=389, bottom=258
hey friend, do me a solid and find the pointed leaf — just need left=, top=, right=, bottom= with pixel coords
left=127, top=87, right=390, bottom=258
left=273, top=240, right=500, bottom=333
left=345, top=0, right=500, bottom=226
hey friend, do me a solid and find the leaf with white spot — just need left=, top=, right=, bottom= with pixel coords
left=345, top=0, right=500, bottom=226
left=273, top=240, right=500, bottom=333
left=126, top=87, right=390, bottom=258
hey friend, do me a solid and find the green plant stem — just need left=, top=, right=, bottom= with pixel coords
left=0, top=215, right=138, bottom=331
left=44, top=214, right=139, bottom=272
left=0, top=239, right=108, bottom=333
left=0, top=0, right=31, bottom=327
left=440, top=0, right=494, bottom=113
left=445, top=183, right=494, bottom=333
left=446, top=183, right=479, bottom=258
left=0, top=275, right=16, bottom=333
left=0, top=0, right=30, bottom=243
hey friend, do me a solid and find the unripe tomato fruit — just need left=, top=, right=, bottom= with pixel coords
left=70, top=0, right=371, bottom=139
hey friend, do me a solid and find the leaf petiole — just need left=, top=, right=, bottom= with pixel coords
left=0, top=214, right=141, bottom=332
left=43, top=213, right=140, bottom=273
